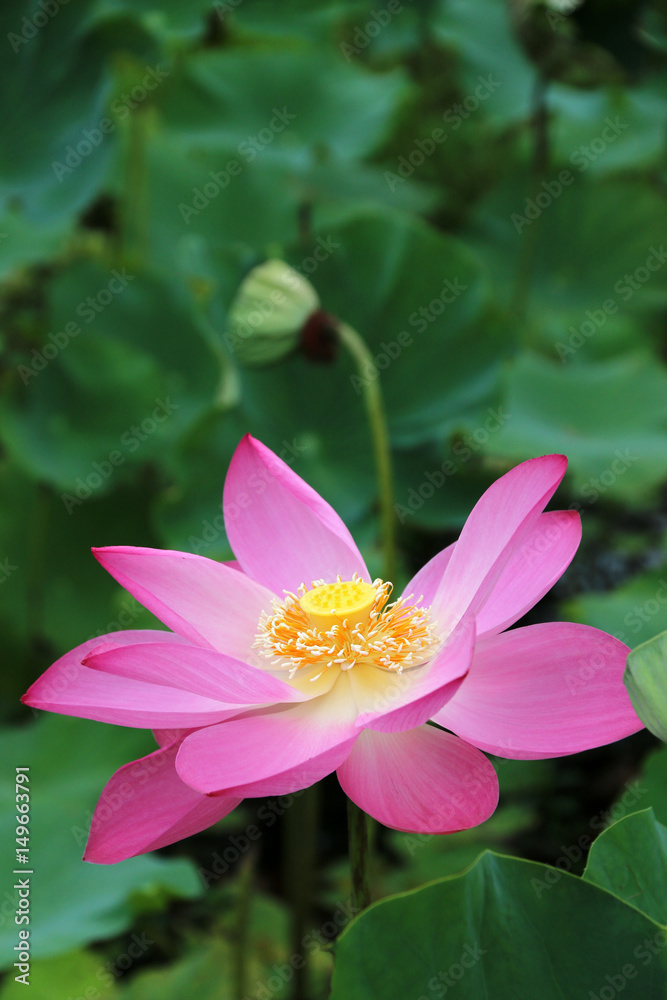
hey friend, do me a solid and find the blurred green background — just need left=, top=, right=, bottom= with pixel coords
left=1, top=0, right=667, bottom=997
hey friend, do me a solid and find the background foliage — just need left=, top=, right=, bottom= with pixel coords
left=2, top=0, right=667, bottom=997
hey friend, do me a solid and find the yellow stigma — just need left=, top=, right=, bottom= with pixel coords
left=254, top=574, right=439, bottom=680
left=299, top=579, right=377, bottom=630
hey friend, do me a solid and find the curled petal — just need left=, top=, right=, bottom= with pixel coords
left=338, top=726, right=498, bottom=834
left=23, top=631, right=255, bottom=728
left=85, top=641, right=306, bottom=705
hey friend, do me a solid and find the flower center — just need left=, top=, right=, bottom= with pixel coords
left=255, top=575, right=439, bottom=681
left=299, top=579, right=377, bottom=630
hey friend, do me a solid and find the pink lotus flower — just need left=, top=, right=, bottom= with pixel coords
left=23, top=436, right=642, bottom=863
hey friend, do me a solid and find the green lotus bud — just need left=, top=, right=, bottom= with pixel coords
left=226, top=260, right=320, bottom=366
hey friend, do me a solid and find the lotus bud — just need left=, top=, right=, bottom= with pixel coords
left=226, top=260, right=320, bottom=366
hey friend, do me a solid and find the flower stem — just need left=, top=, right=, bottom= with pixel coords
left=510, top=74, right=549, bottom=323
left=336, top=320, right=397, bottom=582
left=347, top=798, right=371, bottom=913
left=283, top=786, right=318, bottom=1000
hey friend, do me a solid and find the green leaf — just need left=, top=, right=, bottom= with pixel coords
left=625, top=746, right=667, bottom=828
left=150, top=408, right=246, bottom=559
left=549, top=79, right=667, bottom=176
left=119, top=942, right=235, bottom=1000
left=485, top=351, right=667, bottom=503
left=0, top=463, right=35, bottom=703
left=0, top=716, right=202, bottom=968
left=563, top=567, right=667, bottom=651
left=239, top=353, right=376, bottom=524
left=0, top=460, right=161, bottom=711
left=94, top=0, right=216, bottom=42
left=231, top=0, right=370, bottom=46
left=119, top=890, right=334, bottom=1000
left=391, top=445, right=501, bottom=531
left=383, top=804, right=538, bottom=896
left=0, top=1, right=155, bottom=225
left=624, top=631, right=667, bottom=742
left=330, top=852, right=667, bottom=1000
left=584, top=809, right=667, bottom=925
left=432, top=0, right=536, bottom=127
left=2, top=262, right=222, bottom=491
left=466, top=176, right=667, bottom=353
left=152, top=49, right=410, bottom=160
left=298, top=209, right=506, bottom=447
left=136, top=51, right=416, bottom=274
left=0, top=211, right=72, bottom=282
left=0, top=949, right=120, bottom=1000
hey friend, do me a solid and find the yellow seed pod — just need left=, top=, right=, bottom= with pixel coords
left=226, top=260, right=320, bottom=366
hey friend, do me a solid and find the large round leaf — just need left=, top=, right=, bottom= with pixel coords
left=331, top=851, right=667, bottom=999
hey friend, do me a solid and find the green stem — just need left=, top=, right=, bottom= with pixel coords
left=510, top=74, right=550, bottom=323
left=347, top=798, right=371, bottom=913
left=121, top=105, right=148, bottom=264
left=283, top=786, right=319, bottom=1000
left=336, top=320, right=397, bottom=582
